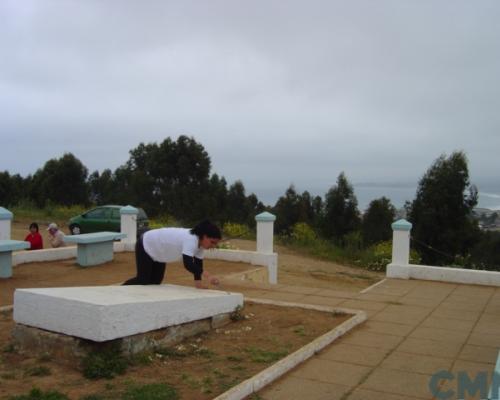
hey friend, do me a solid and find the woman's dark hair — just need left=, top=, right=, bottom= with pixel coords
left=190, top=220, right=221, bottom=239
left=29, top=222, right=39, bottom=232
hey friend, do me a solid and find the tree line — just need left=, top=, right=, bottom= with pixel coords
left=0, top=135, right=498, bottom=269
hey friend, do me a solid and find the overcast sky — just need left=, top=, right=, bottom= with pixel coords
left=1, top=0, right=499, bottom=208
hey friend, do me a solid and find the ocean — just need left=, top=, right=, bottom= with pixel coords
left=252, top=185, right=500, bottom=212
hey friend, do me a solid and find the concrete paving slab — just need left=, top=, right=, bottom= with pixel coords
left=291, top=358, right=371, bottom=386
left=300, top=295, right=345, bottom=307
left=458, top=345, right=500, bottom=365
left=339, top=299, right=389, bottom=311
left=275, top=285, right=322, bottom=295
left=430, top=307, right=479, bottom=322
left=341, top=330, right=404, bottom=350
left=355, top=293, right=404, bottom=303
left=438, top=300, right=486, bottom=312
left=315, top=289, right=359, bottom=299
left=484, top=304, right=500, bottom=315
left=318, top=343, right=390, bottom=367
left=347, top=388, right=426, bottom=400
left=452, top=285, right=495, bottom=297
left=369, top=287, right=414, bottom=297
left=419, top=316, right=475, bottom=332
left=13, top=284, right=243, bottom=342
left=372, top=305, right=431, bottom=326
left=360, top=368, right=435, bottom=399
left=468, top=332, right=500, bottom=348
left=472, top=320, right=500, bottom=334
left=380, top=351, right=454, bottom=375
left=397, top=337, right=463, bottom=359
left=361, top=320, right=415, bottom=337
left=396, top=296, right=442, bottom=308
left=451, top=359, right=495, bottom=376
left=260, top=376, right=350, bottom=400
left=408, top=326, right=471, bottom=343
left=445, top=294, right=490, bottom=305
left=252, top=291, right=305, bottom=303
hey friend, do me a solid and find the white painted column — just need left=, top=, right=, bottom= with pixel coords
left=0, top=207, right=13, bottom=240
left=120, top=205, right=138, bottom=248
left=391, top=219, right=412, bottom=265
left=255, top=212, right=276, bottom=254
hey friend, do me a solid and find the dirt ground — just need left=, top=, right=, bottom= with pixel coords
left=229, top=239, right=382, bottom=290
left=0, top=303, right=350, bottom=399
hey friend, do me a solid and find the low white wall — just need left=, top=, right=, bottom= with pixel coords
left=13, top=247, right=77, bottom=266
left=387, top=263, right=500, bottom=287
left=205, top=249, right=278, bottom=284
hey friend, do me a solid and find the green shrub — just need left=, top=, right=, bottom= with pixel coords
left=24, top=365, right=51, bottom=377
left=148, top=214, right=180, bottom=229
left=121, top=383, right=178, bottom=400
left=11, top=203, right=87, bottom=223
left=81, top=345, right=128, bottom=380
left=359, top=241, right=421, bottom=272
left=290, top=223, right=316, bottom=245
left=8, top=388, right=69, bottom=400
left=222, top=223, right=251, bottom=239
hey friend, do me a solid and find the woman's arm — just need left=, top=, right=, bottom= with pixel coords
left=183, top=255, right=219, bottom=288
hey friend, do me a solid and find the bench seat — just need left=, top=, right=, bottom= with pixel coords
left=64, top=232, right=126, bottom=266
left=0, top=240, right=30, bottom=278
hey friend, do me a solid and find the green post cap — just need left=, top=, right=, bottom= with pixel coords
left=255, top=211, right=276, bottom=222
left=0, top=207, right=13, bottom=221
left=391, top=219, right=412, bottom=231
left=120, top=205, right=139, bottom=215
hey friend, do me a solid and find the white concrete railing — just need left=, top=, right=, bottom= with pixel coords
left=6, top=206, right=279, bottom=285
left=387, top=219, right=500, bottom=287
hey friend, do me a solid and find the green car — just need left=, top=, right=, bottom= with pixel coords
left=68, top=205, right=149, bottom=235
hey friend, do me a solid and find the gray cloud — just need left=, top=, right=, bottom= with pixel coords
left=1, top=0, right=499, bottom=207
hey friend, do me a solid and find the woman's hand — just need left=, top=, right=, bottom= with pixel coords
left=195, top=280, right=209, bottom=289
left=209, top=276, right=220, bottom=286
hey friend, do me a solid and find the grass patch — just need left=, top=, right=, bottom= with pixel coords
left=245, top=347, right=288, bottom=363
left=128, top=352, right=153, bottom=366
left=230, top=305, right=245, bottom=322
left=24, top=365, right=51, bottom=377
left=292, top=325, right=306, bottom=336
left=37, top=353, right=52, bottom=363
left=3, top=343, right=16, bottom=353
left=121, top=383, right=178, bottom=400
left=226, top=355, right=243, bottom=362
left=8, top=388, right=69, bottom=400
left=81, top=345, right=128, bottom=380
left=79, top=396, right=105, bottom=400
left=11, top=203, right=87, bottom=224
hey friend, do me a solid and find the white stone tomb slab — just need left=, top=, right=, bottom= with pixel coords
left=13, top=285, right=243, bottom=342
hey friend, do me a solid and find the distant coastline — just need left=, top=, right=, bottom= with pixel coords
left=252, top=185, right=500, bottom=211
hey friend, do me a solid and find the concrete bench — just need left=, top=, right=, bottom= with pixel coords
left=63, top=232, right=126, bottom=267
left=13, top=284, right=243, bottom=342
left=0, top=240, right=30, bottom=278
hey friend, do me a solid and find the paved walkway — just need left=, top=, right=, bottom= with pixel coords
left=224, top=278, right=500, bottom=400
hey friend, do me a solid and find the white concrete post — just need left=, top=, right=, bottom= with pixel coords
left=391, top=219, right=412, bottom=265
left=255, top=212, right=276, bottom=254
left=0, top=207, right=13, bottom=240
left=120, top=205, right=138, bottom=248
